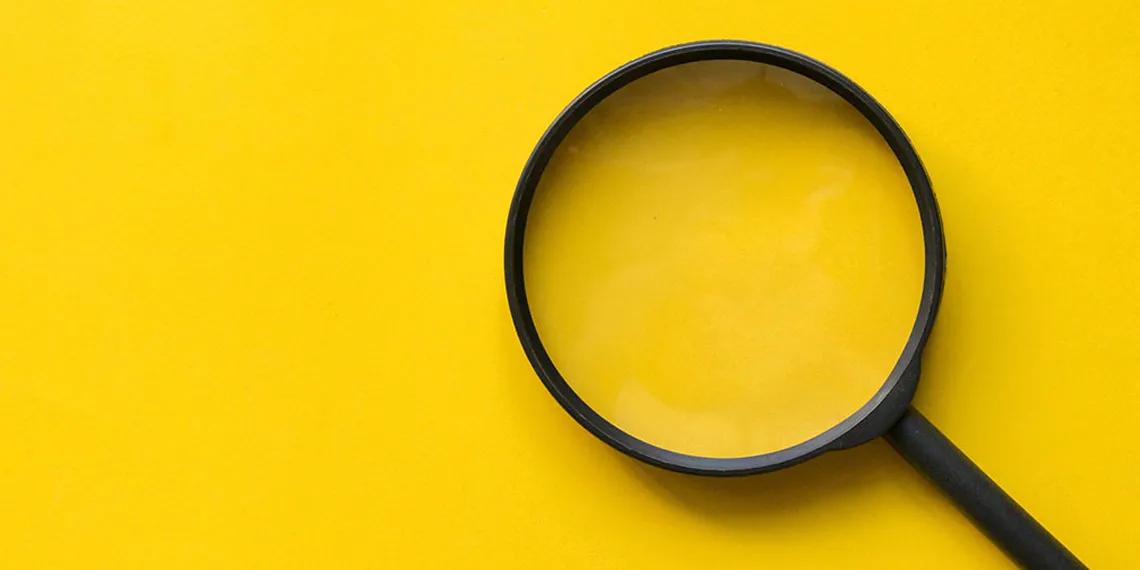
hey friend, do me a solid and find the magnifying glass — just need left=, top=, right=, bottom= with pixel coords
left=505, top=41, right=1085, bottom=569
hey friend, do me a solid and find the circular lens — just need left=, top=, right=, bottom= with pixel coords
left=522, top=59, right=925, bottom=459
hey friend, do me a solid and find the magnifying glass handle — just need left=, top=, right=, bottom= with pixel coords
left=885, top=407, right=1086, bottom=569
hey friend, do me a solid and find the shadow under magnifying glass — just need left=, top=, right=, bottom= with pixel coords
left=616, top=440, right=904, bottom=528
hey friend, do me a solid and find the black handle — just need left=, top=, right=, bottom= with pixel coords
left=884, top=407, right=1085, bottom=569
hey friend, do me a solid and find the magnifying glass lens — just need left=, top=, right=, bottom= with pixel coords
left=524, top=60, right=925, bottom=458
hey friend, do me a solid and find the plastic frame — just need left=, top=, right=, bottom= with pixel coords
left=504, top=40, right=946, bottom=476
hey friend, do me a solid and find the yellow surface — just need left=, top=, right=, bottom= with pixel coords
left=0, top=0, right=1137, bottom=568
left=525, top=60, right=924, bottom=457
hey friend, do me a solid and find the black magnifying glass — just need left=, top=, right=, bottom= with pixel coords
left=505, top=41, right=1085, bottom=569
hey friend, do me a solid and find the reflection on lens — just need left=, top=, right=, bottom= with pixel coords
left=524, top=61, right=925, bottom=458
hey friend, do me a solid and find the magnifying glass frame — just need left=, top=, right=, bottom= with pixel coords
left=504, top=40, right=945, bottom=476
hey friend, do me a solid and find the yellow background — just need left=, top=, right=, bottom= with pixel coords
left=1, top=0, right=1137, bottom=568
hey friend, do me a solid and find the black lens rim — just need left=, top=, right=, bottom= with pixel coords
left=504, top=40, right=946, bottom=476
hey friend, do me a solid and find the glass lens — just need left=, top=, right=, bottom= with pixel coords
left=524, top=60, right=924, bottom=458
